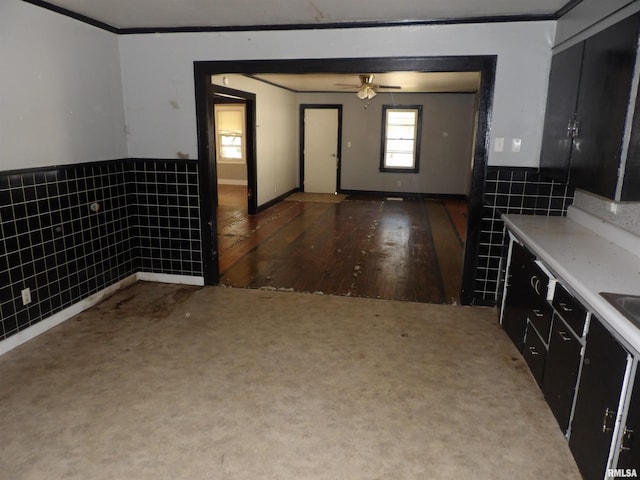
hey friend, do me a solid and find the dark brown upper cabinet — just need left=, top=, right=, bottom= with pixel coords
left=540, top=13, right=640, bottom=201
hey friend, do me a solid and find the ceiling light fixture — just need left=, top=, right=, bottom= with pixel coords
left=356, top=85, right=377, bottom=100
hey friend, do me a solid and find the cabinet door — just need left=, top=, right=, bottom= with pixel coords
left=523, top=324, right=547, bottom=386
left=502, top=242, right=535, bottom=351
left=539, top=41, right=584, bottom=182
left=570, top=13, right=640, bottom=199
left=569, top=316, right=629, bottom=480
left=618, top=367, right=640, bottom=469
left=543, top=316, right=582, bottom=434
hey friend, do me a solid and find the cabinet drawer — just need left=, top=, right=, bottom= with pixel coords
left=528, top=261, right=551, bottom=301
left=524, top=326, right=547, bottom=386
left=528, top=302, right=553, bottom=343
left=553, top=284, right=587, bottom=336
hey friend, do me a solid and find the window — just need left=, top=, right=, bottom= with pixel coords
left=380, top=105, right=422, bottom=173
left=219, top=132, right=243, bottom=160
left=214, top=104, right=246, bottom=164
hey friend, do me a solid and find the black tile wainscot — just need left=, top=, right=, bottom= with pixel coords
left=473, top=167, right=575, bottom=306
left=128, top=159, right=202, bottom=276
left=0, top=159, right=202, bottom=341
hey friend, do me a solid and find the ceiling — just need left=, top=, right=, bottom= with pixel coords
left=34, top=0, right=571, bottom=94
left=249, top=72, right=482, bottom=94
left=37, top=0, right=572, bottom=30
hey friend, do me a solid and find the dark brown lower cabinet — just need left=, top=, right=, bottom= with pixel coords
left=542, top=316, right=582, bottom=434
left=502, top=241, right=550, bottom=352
left=617, top=368, right=640, bottom=469
left=569, top=316, right=629, bottom=480
left=502, top=242, right=534, bottom=351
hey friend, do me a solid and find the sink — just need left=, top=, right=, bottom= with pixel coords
left=601, top=292, right=640, bottom=327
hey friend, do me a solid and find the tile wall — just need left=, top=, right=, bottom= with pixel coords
left=473, top=167, right=575, bottom=306
left=128, top=159, right=202, bottom=276
left=0, top=159, right=572, bottom=338
left=0, top=159, right=201, bottom=341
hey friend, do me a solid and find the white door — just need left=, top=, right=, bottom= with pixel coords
left=303, top=108, right=339, bottom=194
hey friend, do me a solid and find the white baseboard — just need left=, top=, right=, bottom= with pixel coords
left=137, top=272, right=205, bottom=286
left=0, top=272, right=205, bottom=356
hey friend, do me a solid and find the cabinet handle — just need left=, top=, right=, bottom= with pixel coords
left=558, top=302, right=573, bottom=313
left=573, top=120, right=581, bottom=137
left=558, top=331, right=573, bottom=342
left=620, top=426, right=634, bottom=452
left=530, top=276, right=541, bottom=295
left=566, top=119, right=581, bottom=138
left=566, top=120, right=574, bottom=138
left=602, top=407, right=616, bottom=433
left=528, top=346, right=540, bottom=356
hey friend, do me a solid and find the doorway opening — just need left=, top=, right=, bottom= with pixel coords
left=213, top=101, right=248, bottom=215
left=195, top=56, right=496, bottom=305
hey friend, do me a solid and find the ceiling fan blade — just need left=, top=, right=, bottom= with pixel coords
left=375, top=84, right=402, bottom=89
left=334, top=83, right=361, bottom=87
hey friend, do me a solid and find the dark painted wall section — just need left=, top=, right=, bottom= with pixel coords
left=0, top=159, right=201, bottom=341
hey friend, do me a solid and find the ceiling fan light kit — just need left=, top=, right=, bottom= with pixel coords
left=356, top=86, right=377, bottom=100
left=335, top=74, right=402, bottom=101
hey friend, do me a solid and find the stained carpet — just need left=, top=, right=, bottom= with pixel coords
left=0, top=282, right=581, bottom=480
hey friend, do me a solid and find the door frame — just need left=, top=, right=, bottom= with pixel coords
left=194, top=56, right=496, bottom=305
left=299, top=104, right=343, bottom=193
left=196, top=81, right=257, bottom=284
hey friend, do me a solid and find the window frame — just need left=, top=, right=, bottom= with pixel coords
left=379, top=104, right=423, bottom=173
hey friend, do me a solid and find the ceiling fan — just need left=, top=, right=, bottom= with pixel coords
left=335, top=74, right=402, bottom=100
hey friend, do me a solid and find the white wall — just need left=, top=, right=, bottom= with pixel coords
left=0, top=0, right=126, bottom=171
left=211, top=75, right=298, bottom=204
left=118, top=20, right=556, bottom=181
left=298, top=92, right=476, bottom=195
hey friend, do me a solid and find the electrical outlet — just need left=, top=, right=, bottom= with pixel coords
left=511, top=138, right=522, bottom=153
left=21, top=288, right=31, bottom=305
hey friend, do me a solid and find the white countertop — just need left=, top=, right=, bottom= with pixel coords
left=502, top=206, right=640, bottom=353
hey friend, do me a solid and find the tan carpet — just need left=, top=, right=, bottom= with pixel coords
left=0, top=282, right=581, bottom=480
left=285, top=192, right=347, bottom=203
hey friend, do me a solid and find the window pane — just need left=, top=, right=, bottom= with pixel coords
left=388, top=111, right=417, bottom=125
left=387, top=125, right=416, bottom=139
left=220, top=146, right=242, bottom=159
left=385, top=152, right=415, bottom=168
left=386, top=139, right=415, bottom=153
left=221, top=135, right=242, bottom=146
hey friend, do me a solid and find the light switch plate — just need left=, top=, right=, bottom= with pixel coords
left=21, top=288, right=31, bottom=305
left=494, top=137, right=504, bottom=152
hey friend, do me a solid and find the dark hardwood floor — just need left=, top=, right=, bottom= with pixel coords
left=216, top=185, right=466, bottom=304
